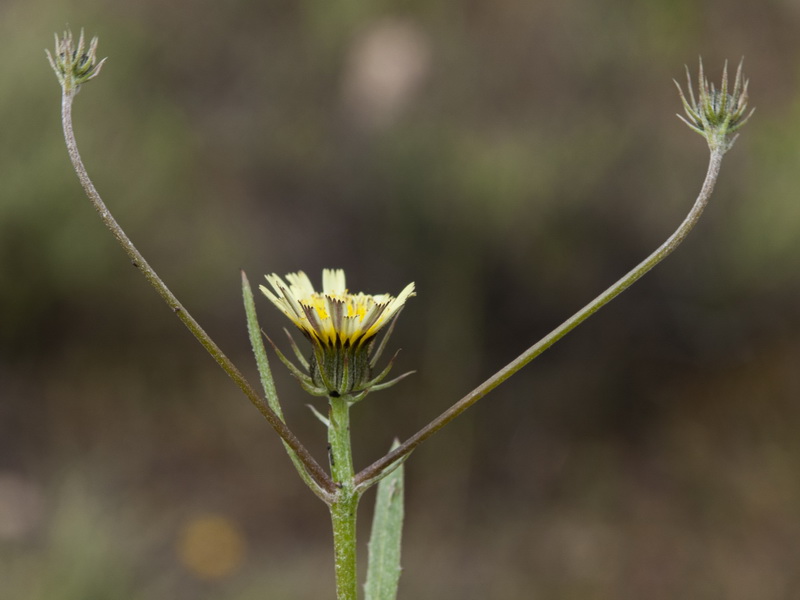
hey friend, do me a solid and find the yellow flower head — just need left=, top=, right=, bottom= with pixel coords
left=261, top=269, right=415, bottom=348
left=260, top=269, right=415, bottom=398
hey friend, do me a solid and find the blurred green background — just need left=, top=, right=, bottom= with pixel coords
left=2, top=0, right=800, bottom=598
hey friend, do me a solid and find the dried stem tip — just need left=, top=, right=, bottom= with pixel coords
left=675, top=58, right=754, bottom=153
left=46, top=29, right=107, bottom=93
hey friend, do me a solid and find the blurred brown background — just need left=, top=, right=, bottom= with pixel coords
left=2, top=0, right=800, bottom=598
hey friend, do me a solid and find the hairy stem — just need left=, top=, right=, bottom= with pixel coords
left=59, top=88, right=334, bottom=494
left=328, top=396, right=360, bottom=599
left=357, top=148, right=725, bottom=485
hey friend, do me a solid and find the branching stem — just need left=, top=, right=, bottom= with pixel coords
left=356, top=148, right=725, bottom=485
left=59, top=88, right=335, bottom=494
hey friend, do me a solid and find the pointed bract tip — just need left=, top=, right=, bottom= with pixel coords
left=675, top=56, right=754, bottom=153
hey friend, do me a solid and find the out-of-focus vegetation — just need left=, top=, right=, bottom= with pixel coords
left=2, top=0, right=800, bottom=598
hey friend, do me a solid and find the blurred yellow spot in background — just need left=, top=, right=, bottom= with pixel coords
left=176, top=513, right=246, bottom=580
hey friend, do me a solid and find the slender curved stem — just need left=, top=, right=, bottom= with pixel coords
left=59, top=88, right=335, bottom=494
left=356, top=148, right=725, bottom=485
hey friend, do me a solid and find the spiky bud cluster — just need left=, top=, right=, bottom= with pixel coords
left=46, top=29, right=107, bottom=93
left=675, top=59, right=754, bottom=153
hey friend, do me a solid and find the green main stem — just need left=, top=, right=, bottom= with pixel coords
left=59, top=88, right=334, bottom=494
left=328, top=396, right=360, bottom=600
left=357, top=147, right=726, bottom=486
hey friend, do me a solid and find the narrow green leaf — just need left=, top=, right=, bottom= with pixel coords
left=242, top=271, right=329, bottom=502
left=365, top=440, right=405, bottom=600
left=242, top=271, right=283, bottom=417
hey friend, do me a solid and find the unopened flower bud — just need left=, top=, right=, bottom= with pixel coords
left=675, top=58, right=754, bottom=153
left=46, top=29, right=107, bottom=93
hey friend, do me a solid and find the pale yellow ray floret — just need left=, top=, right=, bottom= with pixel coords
left=261, top=269, right=415, bottom=348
